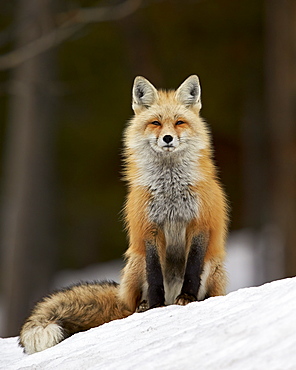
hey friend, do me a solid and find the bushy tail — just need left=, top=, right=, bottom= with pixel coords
left=19, top=281, right=133, bottom=354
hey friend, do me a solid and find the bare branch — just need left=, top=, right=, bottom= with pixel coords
left=0, top=0, right=143, bottom=70
left=60, top=0, right=143, bottom=24
left=0, top=24, right=83, bottom=70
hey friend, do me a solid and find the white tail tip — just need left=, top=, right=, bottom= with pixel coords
left=21, top=323, right=64, bottom=354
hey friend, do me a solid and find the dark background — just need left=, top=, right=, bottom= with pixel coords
left=0, top=0, right=295, bottom=336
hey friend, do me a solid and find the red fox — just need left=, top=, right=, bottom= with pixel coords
left=19, top=75, right=228, bottom=354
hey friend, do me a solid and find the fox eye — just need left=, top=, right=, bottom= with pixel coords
left=151, top=121, right=161, bottom=126
left=175, top=120, right=185, bottom=125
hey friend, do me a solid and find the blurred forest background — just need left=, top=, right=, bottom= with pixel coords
left=0, top=0, right=295, bottom=337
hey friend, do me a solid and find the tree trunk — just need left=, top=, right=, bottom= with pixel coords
left=265, top=0, right=296, bottom=280
left=1, top=0, right=56, bottom=336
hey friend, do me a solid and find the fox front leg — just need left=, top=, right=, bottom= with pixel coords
left=175, top=233, right=208, bottom=305
left=146, top=241, right=165, bottom=309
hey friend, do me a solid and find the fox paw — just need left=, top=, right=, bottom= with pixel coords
left=136, top=300, right=149, bottom=312
left=175, top=293, right=197, bottom=306
left=136, top=301, right=166, bottom=312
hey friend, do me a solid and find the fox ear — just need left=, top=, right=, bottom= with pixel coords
left=175, top=75, right=201, bottom=109
left=132, top=76, right=158, bottom=113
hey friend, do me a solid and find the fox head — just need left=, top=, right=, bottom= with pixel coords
left=125, top=75, right=210, bottom=158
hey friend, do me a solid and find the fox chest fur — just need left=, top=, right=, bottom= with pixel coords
left=143, top=157, right=199, bottom=226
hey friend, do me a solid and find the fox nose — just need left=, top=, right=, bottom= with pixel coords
left=163, top=135, right=173, bottom=144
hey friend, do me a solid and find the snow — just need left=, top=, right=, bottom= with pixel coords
left=2, top=277, right=296, bottom=370
left=225, top=229, right=259, bottom=291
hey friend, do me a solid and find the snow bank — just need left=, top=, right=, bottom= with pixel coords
left=1, top=277, right=296, bottom=370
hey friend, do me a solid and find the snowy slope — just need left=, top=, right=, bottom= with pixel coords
left=1, top=277, right=296, bottom=370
